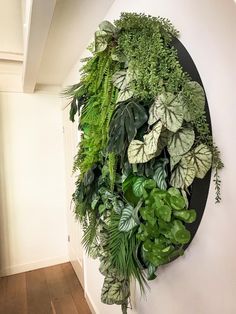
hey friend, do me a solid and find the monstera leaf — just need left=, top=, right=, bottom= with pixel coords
left=181, top=81, right=205, bottom=122
left=153, top=159, right=168, bottom=190
left=128, top=121, right=163, bottom=164
left=99, top=20, right=117, bottom=34
left=182, top=144, right=212, bottom=179
left=95, top=30, right=108, bottom=52
left=119, top=205, right=138, bottom=232
left=150, top=93, right=184, bottom=132
left=167, top=127, right=195, bottom=156
left=108, top=101, right=148, bottom=154
left=170, top=160, right=196, bottom=189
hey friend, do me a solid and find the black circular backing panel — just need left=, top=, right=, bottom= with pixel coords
left=171, top=37, right=212, bottom=253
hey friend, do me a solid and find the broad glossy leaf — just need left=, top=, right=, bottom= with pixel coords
left=182, top=144, right=212, bottom=179
left=171, top=220, right=191, bottom=244
left=99, top=20, right=117, bottom=34
left=170, top=195, right=186, bottom=210
left=167, top=127, right=195, bottom=156
left=119, top=205, right=137, bottom=232
left=153, top=93, right=184, bottom=132
left=181, top=81, right=205, bottom=122
left=95, top=30, right=108, bottom=52
left=170, top=160, right=196, bottom=188
left=108, top=101, right=148, bottom=154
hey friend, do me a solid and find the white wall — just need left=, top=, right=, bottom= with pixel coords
left=63, top=0, right=236, bottom=313
left=0, top=91, right=68, bottom=276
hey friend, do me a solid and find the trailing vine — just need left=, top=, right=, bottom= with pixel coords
left=65, top=13, right=223, bottom=313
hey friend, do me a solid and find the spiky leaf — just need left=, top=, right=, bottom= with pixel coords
left=183, top=144, right=212, bottom=179
left=152, top=93, right=184, bottom=132
left=167, top=127, right=195, bottom=156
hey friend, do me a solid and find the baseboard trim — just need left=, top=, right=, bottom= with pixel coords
left=85, top=291, right=97, bottom=314
left=0, top=255, right=69, bottom=277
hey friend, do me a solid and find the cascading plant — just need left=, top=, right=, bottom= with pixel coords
left=65, top=12, right=223, bottom=313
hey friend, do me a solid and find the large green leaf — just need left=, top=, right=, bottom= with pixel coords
left=182, top=144, right=212, bottom=179
left=143, top=121, right=163, bottom=154
left=128, top=121, right=163, bottom=164
left=151, top=93, right=184, bottom=132
left=108, top=101, right=148, bottom=154
left=119, top=205, right=138, bottom=232
left=181, top=81, right=205, bottom=122
left=167, top=127, right=195, bottom=156
left=170, top=160, right=196, bottom=189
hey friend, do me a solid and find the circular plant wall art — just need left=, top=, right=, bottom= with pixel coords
left=65, top=13, right=223, bottom=313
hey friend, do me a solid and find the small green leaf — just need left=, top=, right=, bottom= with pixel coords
left=143, top=179, right=156, bottom=190
left=147, top=264, right=157, bottom=280
left=173, top=209, right=196, bottom=223
left=99, top=20, right=116, bottom=34
left=171, top=220, right=191, bottom=244
left=170, top=195, right=186, bottom=210
left=99, top=204, right=106, bottom=214
left=156, top=205, right=172, bottom=222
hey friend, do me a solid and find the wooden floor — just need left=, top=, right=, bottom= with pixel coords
left=0, top=263, right=91, bottom=314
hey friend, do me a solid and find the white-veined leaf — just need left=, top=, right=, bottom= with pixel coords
left=95, top=30, right=108, bottom=52
left=182, top=144, right=212, bottom=179
left=167, top=127, right=195, bottom=156
left=152, top=93, right=184, bottom=132
left=99, top=20, right=116, bottom=34
left=117, top=88, right=133, bottom=103
left=143, top=121, right=163, bottom=154
left=170, top=160, right=196, bottom=188
left=119, top=206, right=137, bottom=232
left=112, top=70, right=130, bottom=90
left=170, top=155, right=182, bottom=171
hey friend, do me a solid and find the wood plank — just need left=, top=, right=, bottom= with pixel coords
left=0, top=276, right=7, bottom=314
left=0, top=273, right=27, bottom=314
left=26, top=268, right=52, bottom=314
left=61, top=263, right=91, bottom=314
left=44, top=263, right=78, bottom=314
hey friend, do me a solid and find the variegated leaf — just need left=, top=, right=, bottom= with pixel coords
left=170, top=155, right=182, bottom=171
left=182, top=144, right=212, bottom=179
left=167, top=127, right=195, bottom=156
left=143, top=121, right=163, bottom=154
left=117, top=88, right=133, bottom=103
left=99, top=20, right=117, bottom=34
left=112, top=70, right=130, bottom=90
left=119, top=205, right=137, bottom=232
left=152, top=93, right=184, bottom=132
left=170, top=160, right=196, bottom=188
left=95, top=30, right=108, bottom=52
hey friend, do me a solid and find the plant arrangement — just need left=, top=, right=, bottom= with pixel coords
left=65, top=13, right=223, bottom=313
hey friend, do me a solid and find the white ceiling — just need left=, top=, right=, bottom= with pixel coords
left=0, top=0, right=115, bottom=92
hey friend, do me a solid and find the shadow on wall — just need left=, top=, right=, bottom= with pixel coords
left=0, top=98, right=10, bottom=275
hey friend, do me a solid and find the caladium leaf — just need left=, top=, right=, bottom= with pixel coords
left=155, top=127, right=170, bottom=156
left=152, top=93, right=184, bottom=132
left=119, top=205, right=138, bottom=232
left=148, top=102, right=160, bottom=125
left=95, top=30, right=108, bottom=52
left=167, top=127, right=195, bottom=156
left=181, top=81, right=205, bottom=122
left=101, top=275, right=129, bottom=305
left=99, top=20, right=117, bottom=34
left=112, top=70, right=131, bottom=90
left=116, top=88, right=134, bottom=103
left=170, top=160, right=196, bottom=189
left=128, top=122, right=163, bottom=164
left=170, top=155, right=182, bottom=171
left=108, top=101, right=148, bottom=154
left=182, top=144, right=212, bottom=179
left=143, top=121, right=163, bottom=154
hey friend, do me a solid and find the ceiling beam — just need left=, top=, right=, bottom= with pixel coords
left=22, top=0, right=56, bottom=93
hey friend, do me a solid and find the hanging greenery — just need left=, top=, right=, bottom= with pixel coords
left=64, top=13, right=223, bottom=313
